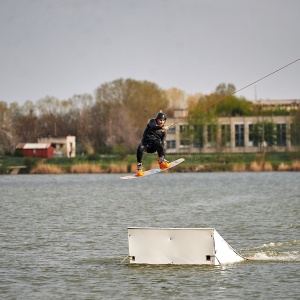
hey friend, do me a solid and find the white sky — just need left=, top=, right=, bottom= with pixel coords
left=1, top=0, right=299, bottom=104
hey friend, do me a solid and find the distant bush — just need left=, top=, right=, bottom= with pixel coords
left=106, top=163, right=128, bottom=173
left=14, top=149, right=24, bottom=157
left=232, top=163, right=247, bottom=172
left=278, top=161, right=300, bottom=171
left=291, top=161, right=300, bottom=171
left=30, top=164, right=66, bottom=174
left=112, top=144, right=128, bottom=160
left=23, top=157, right=38, bottom=172
left=70, top=164, right=102, bottom=173
left=278, top=163, right=290, bottom=171
left=87, top=153, right=100, bottom=161
left=263, top=162, right=273, bottom=171
left=249, top=161, right=262, bottom=172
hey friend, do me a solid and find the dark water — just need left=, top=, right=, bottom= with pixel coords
left=1, top=172, right=299, bottom=299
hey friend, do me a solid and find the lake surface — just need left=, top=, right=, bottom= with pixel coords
left=1, top=172, right=299, bottom=299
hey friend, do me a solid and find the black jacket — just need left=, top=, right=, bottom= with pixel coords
left=141, top=118, right=167, bottom=146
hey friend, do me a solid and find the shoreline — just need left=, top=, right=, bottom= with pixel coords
left=2, top=152, right=300, bottom=174
left=12, top=160, right=300, bottom=174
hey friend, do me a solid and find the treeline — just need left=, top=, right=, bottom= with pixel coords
left=0, top=79, right=299, bottom=156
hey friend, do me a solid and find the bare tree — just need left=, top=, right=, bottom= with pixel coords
left=0, top=102, right=18, bottom=154
left=95, top=78, right=169, bottom=149
left=123, top=79, right=169, bottom=133
left=165, top=88, right=187, bottom=111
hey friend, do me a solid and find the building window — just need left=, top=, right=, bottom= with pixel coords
left=264, top=122, right=276, bottom=146
left=168, top=126, right=176, bottom=134
left=180, top=139, right=191, bottom=147
left=179, top=125, right=190, bottom=148
left=167, top=140, right=176, bottom=149
left=207, top=124, right=217, bottom=147
left=276, top=124, right=286, bottom=146
left=193, top=125, right=204, bottom=148
left=291, top=124, right=300, bottom=146
left=249, top=124, right=254, bottom=146
left=221, top=125, right=231, bottom=147
left=235, top=124, right=244, bottom=147
left=180, top=125, right=189, bottom=133
left=248, top=124, right=259, bottom=147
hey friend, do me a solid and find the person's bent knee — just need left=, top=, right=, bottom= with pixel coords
left=137, top=144, right=146, bottom=153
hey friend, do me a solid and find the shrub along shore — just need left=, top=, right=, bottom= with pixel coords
left=1, top=152, right=300, bottom=174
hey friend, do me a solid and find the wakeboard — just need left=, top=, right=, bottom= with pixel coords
left=120, top=158, right=185, bottom=180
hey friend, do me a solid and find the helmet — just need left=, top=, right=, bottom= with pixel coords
left=155, top=112, right=167, bottom=121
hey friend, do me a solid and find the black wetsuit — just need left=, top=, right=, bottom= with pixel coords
left=137, top=118, right=167, bottom=164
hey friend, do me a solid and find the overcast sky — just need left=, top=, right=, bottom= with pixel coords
left=1, top=0, right=299, bottom=105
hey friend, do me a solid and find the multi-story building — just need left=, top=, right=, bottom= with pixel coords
left=166, top=100, right=300, bottom=154
left=255, top=99, right=300, bottom=111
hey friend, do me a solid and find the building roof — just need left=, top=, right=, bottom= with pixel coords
left=16, top=143, right=52, bottom=149
left=253, top=99, right=300, bottom=107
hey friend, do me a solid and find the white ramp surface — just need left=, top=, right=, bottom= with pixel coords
left=128, top=227, right=245, bottom=265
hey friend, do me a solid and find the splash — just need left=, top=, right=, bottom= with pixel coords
left=243, top=240, right=300, bottom=251
left=246, top=250, right=300, bottom=262
left=241, top=240, right=300, bottom=262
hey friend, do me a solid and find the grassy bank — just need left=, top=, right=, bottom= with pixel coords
left=1, top=152, right=300, bottom=174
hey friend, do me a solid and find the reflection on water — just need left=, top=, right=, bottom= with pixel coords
left=1, top=172, right=299, bottom=299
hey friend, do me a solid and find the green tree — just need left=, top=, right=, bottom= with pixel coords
left=291, top=108, right=300, bottom=146
left=215, top=83, right=236, bottom=95
left=251, top=121, right=277, bottom=150
left=214, top=96, right=254, bottom=117
left=184, top=95, right=217, bottom=149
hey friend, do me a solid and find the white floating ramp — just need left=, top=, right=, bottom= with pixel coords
left=128, top=227, right=245, bottom=265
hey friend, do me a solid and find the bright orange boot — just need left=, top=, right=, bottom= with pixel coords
left=136, top=163, right=144, bottom=176
left=158, top=157, right=170, bottom=169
